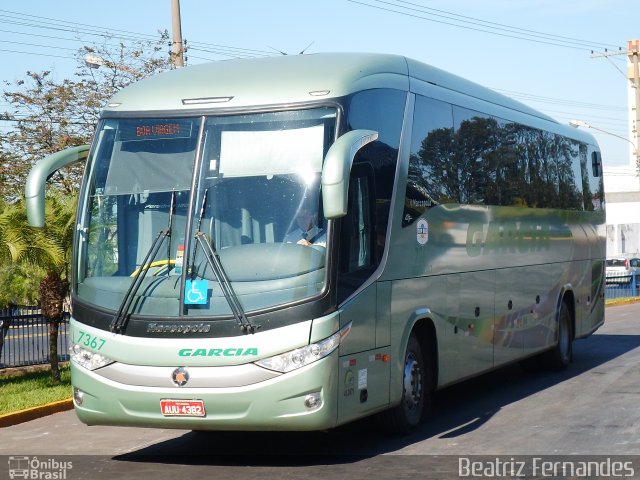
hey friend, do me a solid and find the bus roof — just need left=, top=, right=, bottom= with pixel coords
left=105, top=52, right=409, bottom=113
left=103, top=52, right=593, bottom=142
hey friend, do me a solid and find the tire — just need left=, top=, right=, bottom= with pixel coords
left=542, top=301, right=573, bottom=370
left=379, top=333, right=432, bottom=434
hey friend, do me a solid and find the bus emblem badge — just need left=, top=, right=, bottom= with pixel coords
left=416, top=219, right=429, bottom=245
left=171, top=367, right=190, bottom=387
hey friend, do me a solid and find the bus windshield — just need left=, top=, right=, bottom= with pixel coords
left=76, top=107, right=337, bottom=319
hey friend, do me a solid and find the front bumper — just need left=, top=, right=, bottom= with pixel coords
left=71, top=353, right=339, bottom=431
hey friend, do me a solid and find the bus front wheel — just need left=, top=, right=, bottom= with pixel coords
left=380, top=333, right=432, bottom=434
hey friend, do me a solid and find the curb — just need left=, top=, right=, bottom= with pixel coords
left=0, top=398, right=73, bottom=428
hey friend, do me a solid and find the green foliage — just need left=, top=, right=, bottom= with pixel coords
left=0, top=32, right=171, bottom=203
left=41, top=190, right=79, bottom=280
left=0, top=196, right=74, bottom=308
left=0, top=262, right=44, bottom=306
left=409, top=115, right=588, bottom=210
left=0, top=33, right=170, bottom=382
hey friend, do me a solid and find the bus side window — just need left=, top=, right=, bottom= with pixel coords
left=337, top=164, right=376, bottom=303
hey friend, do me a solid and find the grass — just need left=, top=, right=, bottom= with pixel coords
left=0, top=364, right=71, bottom=415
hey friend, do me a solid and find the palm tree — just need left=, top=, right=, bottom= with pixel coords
left=37, top=192, right=76, bottom=385
left=0, top=193, right=72, bottom=384
left=0, top=200, right=37, bottom=362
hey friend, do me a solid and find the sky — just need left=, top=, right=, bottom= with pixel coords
left=0, top=0, right=638, bottom=175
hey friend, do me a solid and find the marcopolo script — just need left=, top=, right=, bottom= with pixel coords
left=147, top=323, right=211, bottom=334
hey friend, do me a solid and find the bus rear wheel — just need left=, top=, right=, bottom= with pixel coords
left=543, top=301, right=573, bottom=370
left=380, top=333, right=432, bottom=434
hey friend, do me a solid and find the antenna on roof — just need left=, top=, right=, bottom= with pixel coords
left=268, top=46, right=288, bottom=55
left=299, top=41, right=314, bottom=54
left=267, top=42, right=315, bottom=56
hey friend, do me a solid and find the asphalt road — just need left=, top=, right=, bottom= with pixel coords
left=1, top=302, right=639, bottom=479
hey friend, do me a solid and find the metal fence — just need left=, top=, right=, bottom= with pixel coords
left=0, top=306, right=70, bottom=369
left=605, top=272, right=640, bottom=299
left=0, top=271, right=635, bottom=369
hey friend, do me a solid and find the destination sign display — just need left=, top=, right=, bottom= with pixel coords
left=118, top=119, right=194, bottom=142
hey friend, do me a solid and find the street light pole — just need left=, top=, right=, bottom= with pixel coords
left=569, top=119, right=640, bottom=177
left=629, top=40, right=640, bottom=176
left=83, top=53, right=139, bottom=77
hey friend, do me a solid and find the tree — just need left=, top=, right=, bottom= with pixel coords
left=38, top=192, right=76, bottom=384
left=0, top=33, right=171, bottom=381
left=0, top=199, right=61, bottom=367
left=0, top=32, right=170, bottom=203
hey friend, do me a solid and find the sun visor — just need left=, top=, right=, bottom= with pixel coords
left=219, top=125, right=324, bottom=178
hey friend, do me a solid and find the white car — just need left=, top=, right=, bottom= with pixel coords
left=605, top=257, right=640, bottom=284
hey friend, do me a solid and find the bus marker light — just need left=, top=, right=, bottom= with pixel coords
left=304, top=392, right=322, bottom=410
left=73, top=387, right=84, bottom=406
left=182, top=96, right=234, bottom=105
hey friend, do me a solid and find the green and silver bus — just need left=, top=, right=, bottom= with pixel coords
left=26, top=53, right=605, bottom=433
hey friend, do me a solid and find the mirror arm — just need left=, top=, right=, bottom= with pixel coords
left=25, top=145, right=90, bottom=227
left=321, top=130, right=378, bottom=219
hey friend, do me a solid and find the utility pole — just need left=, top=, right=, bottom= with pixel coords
left=591, top=43, right=640, bottom=176
left=629, top=40, right=640, bottom=175
left=171, top=0, right=184, bottom=68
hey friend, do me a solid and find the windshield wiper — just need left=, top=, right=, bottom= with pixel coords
left=190, top=189, right=257, bottom=335
left=110, top=191, right=175, bottom=333
left=193, top=232, right=257, bottom=334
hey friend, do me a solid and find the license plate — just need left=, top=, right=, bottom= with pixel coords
left=160, top=399, right=205, bottom=417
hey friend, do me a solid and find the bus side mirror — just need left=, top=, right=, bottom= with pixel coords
left=321, top=129, right=378, bottom=219
left=25, top=145, right=90, bottom=227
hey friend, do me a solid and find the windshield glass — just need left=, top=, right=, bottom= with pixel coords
left=76, top=108, right=337, bottom=318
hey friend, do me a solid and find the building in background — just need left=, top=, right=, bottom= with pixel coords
left=603, top=39, right=640, bottom=257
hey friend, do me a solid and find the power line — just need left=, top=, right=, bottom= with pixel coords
left=539, top=109, right=628, bottom=125
left=0, top=9, right=271, bottom=59
left=347, top=0, right=623, bottom=53
left=390, top=0, right=621, bottom=50
left=0, top=48, right=74, bottom=60
left=0, top=10, right=159, bottom=42
left=0, top=16, right=155, bottom=45
left=3, top=39, right=78, bottom=52
left=0, top=117, right=93, bottom=126
left=186, top=54, right=217, bottom=62
left=0, top=27, right=86, bottom=44
left=495, top=88, right=627, bottom=111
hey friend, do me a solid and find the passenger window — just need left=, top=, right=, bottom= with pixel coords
left=347, top=88, right=405, bottom=257
left=591, top=151, right=602, bottom=177
left=403, top=95, right=453, bottom=226
left=337, top=165, right=376, bottom=303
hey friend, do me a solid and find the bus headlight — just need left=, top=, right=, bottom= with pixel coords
left=70, top=344, right=113, bottom=371
left=255, top=322, right=351, bottom=373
